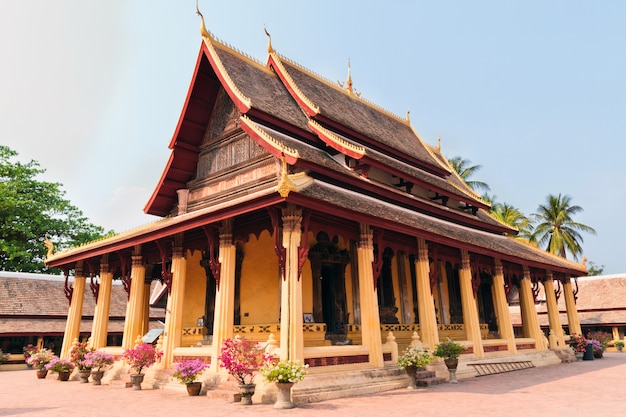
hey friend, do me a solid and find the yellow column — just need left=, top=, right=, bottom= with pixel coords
left=563, top=278, right=582, bottom=335
left=356, top=224, right=384, bottom=367
left=415, top=238, right=439, bottom=350
left=279, top=205, right=304, bottom=362
left=491, top=260, right=516, bottom=353
left=544, top=271, right=565, bottom=349
left=210, top=219, right=236, bottom=372
left=162, top=237, right=187, bottom=368
left=60, top=263, right=86, bottom=359
left=459, top=250, right=484, bottom=357
left=122, top=247, right=147, bottom=349
left=519, top=267, right=546, bottom=350
left=90, top=255, right=113, bottom=349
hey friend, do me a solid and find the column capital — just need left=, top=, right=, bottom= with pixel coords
left=281, top=204, right=303, bottom=232
left=461, top=249, right=470, bottom=270
left=358, top=224, right=373, bottom=250
left=219, top=218, right=233, bottom=246
left=494, top=258, right=503, bottom=276
left=417, top=237, right=428, bottom=262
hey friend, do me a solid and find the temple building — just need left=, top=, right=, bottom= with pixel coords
left=44, top=12, right=587, bottom=400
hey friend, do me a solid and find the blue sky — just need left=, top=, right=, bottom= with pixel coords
left=1, top=1, right=624, bottom=273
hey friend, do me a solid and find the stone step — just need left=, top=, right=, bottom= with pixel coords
left=415, top=376, right=447, bottom=387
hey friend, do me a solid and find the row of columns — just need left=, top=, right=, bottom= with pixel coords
left=60, top=208, right=582, bottom=368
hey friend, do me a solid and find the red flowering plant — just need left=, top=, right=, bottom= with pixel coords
left=170, top=358, right=207, bottom=385
left=569, top=333, right=587, bottom=352
left=122, top=343, right=163, bottom=375
left=218, top=336, right=272, bottom=385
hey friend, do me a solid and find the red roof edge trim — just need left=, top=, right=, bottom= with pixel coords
left=267, top=55, right=318, bottom=118
left=240, top=118, right=299, bottom=165
left=144, top=153, right=176, bottom=216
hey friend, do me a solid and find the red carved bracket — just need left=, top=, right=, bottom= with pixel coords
left=372, top=228, right=385, bottom=289
left=554, top=279, right=562, bottom=302
left=63, top=267, right=73, bottom=306
left=268, top=208, right=286, bottom=280
left=297, top=210, right=312, bottom=281
left=89, top=275, right=100, bottom=302
left=202, top=225, right=222, bottom=291
left=156, top=240, right=173, bottom=294
left=532, top=279, right=540, bottom=303
left=573, top=277, right=579, bottom=303
left=118, top=251, right=131, bottom=300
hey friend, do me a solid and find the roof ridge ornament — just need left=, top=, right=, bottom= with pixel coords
left=437, top=135, right=441, bottom=151
left=345, top=58, right=353, bottom=93
left=405, top=109, right=410, bottom=123
left=196, top=0, right=212, bottom=39
left=264, top=25, right=275, bottom=54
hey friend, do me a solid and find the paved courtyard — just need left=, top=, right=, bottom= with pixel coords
left=1, top=352, right=624, bottom=417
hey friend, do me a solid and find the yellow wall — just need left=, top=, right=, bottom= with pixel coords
left=240, top=230, right=280, bottom=324
left=183, top=249, right=207, bottom=328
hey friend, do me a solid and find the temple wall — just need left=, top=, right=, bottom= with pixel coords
left=240, top=230, right=280, bottom=324
left=182, top=250, right=207, bottom=328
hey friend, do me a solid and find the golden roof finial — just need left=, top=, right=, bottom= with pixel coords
left=44, top=237, right=54, bottom=259
left=264, top=25, right=275, bottom=54
left=437, top=135, right=441, bottom=151
left=405, top=109, right=411, bottom=123
left=345, top=58, right=353, bottom=94
left=277, top=148, right=296, bottom=198
left=196, top=0, right=212, bottom=39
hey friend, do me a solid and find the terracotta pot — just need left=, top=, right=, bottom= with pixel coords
left=186, top=382, right=202, bottom=396
left=58, top=371, right=71, bottom=381
left=130, top=373, right=145, bottom=390
left=444, top=358, right=459, bottom=370
left=36, top=369, right=48, bottom=379
left=91, top=370, right=104, bottom=385
left=238, top=383, right=256, bottom=405
left=274, top=382, right=295, bottom=409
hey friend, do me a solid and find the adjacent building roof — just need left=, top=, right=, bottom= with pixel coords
left=0, top=271, right=164, bottom=336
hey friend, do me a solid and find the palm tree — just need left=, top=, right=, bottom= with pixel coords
left=532, top=193, right=596, bottom=260
left=490, top=202, right=534, bottom=241
left=448, top=156, right=490, bottom=193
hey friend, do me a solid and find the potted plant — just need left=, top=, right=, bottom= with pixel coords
left=588, top=339, right=603, bottom=358
left=0, top=349, right=10, bottom=366
left=70, top=341, right=95, bottom=383
left=433, top=338, right=466, bottom=383
left=122, top=343, right=163, bottom=390
left=27, top=349, right=54, bottom=379
left=569, top=333, right=587, bottom=360
left=397, top=345, right=432, bottom=389
left=170, top=358, right=208, bottom=396
left=83, top=350, right=114, bottom=385
left=615, top=340, right=624, bottom=352
left=218, top=336, right=271, bottom=405
left=23, top=344, right=37, bottom=368
left=260, top=359, right=308, bottom=409
left=46, top=356, right=75, bottom=381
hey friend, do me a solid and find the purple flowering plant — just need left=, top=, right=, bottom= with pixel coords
left=123, top=343, right=162, bottom=375
left=84, top=350, right=115, bottom=372
left=170, top=358, right=207, bottom=385
left=433, top=338, right=466, bottom=360
left=218, top=336, right=272, bottom=385
left=46, top=357, right=75, bottom=373
left=70, top=341, right=95, bottom=371
left=588, top=339, right=603, bottom=354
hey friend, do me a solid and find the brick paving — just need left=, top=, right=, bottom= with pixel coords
left=1, top=353, right=624, bottom=417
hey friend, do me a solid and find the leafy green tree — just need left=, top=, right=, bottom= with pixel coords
left=448, top=156, right=490, bottom=193
left=490, top=202, right=534, bottom=241
left=586, top=261, right=604, bottom=276
left=532, top=193, right=595, bottom=260
left=0, top=146, right=111, bottom=272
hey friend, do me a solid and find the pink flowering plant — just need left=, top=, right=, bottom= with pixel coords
left=170, top=359, right=207, bottom=385
left=70, top=341, right=95, bottom=371
left=123, top=343, right=162, bottom=374
left=569, top=333, right=587, bottom=352
left=27, top=349, right=54, bottom=370
left=218, top=336, right=271, bottom=385
left=46, top=357, right=75, bottom=373
left=84, top=350, right=114, bottom=372
left=23, top=344, right=38, bottom=359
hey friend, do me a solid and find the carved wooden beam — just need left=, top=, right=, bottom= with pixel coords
left=63, top=267, right=73, bottom=306
left=372, top=228, right=385, bottom=289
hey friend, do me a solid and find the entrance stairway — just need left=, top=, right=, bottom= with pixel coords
left=414, top=369, right=446, bottom=387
